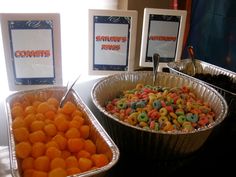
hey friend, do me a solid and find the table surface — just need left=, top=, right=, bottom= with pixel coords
left=0, top=146, right=11, bottom=177
left=1, top=78, right=236, bottom=177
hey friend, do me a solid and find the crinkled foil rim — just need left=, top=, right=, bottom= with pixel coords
left=5, top=86, right=120, bottom=177
left=167, top=59, right=236, bottom=96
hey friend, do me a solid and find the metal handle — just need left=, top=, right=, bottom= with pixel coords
left=187, top=45, right=196, bottom=75
left=188, top=46, right=196, bottom=64
left=59, top=75, right=80, bottom=108
left=153, top=53, right=160, bottom=85
left=188, top=46, right=194, bottom=58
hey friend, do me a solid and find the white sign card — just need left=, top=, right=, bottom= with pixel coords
left=140, top=8, right=187, bottom=71
left=88, top=9, right=137, bottom=75
left=0, top=13, right=62, bottom=91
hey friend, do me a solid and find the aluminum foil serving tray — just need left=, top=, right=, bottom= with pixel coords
left=91, top=71, right=228, bottom=160
left=167, top=59, right=236, bottom=116
left=5, top=86, right=119, bottom=177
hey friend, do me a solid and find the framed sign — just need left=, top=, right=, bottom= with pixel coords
left=0, top=13, right=62, bottom=91
left=88, top=9, right=137, bottom=75
left=140, top=8, right=187, bottom=71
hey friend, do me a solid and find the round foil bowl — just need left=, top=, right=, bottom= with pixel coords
left=91, top=71, right=228, bottom=160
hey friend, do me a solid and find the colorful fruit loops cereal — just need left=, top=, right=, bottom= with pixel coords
left=10, top=94, right=109, bottom=177
left=105, top=84, right=216, bottom=132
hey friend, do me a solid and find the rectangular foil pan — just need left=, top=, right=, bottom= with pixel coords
left=91, top=71, right=228, bottom=160
left=167, top=59, right=236, bottom=116
left=5, top=86, right=119, bottom=177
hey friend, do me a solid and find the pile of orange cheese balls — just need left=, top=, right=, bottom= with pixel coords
left=10, top=93, right=109, bottom=177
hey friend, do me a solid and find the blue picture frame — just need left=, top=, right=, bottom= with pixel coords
left=140, top=8, right=187, bottom=71
left=1, top=13, right=62, bottom=91
left=88, top=9, right=138, bottom=75
left=8, top=20, right=56, bottom=85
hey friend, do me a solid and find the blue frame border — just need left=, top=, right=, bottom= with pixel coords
left=92, top=15, right=131, bottom=71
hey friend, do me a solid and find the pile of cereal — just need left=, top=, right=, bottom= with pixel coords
left=105, top=84, right=216, bottom=132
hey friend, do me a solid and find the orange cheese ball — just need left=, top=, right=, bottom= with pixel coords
left=44, top=123, right=57, bottom=137
left=46, top=141, right=59, bottom=149
left=30, top=120, right=45, bottom=132
left=24, top=106, right=35, bottom=115
left=78, top=157, right=93, bottom=172
left=29, top=130, right=46, bottom=143
left=48, top=168, right=67, bottom=177
left=65, top=127, right=81, bottom=139
left=54, top=115, right=69, bottom=132
left=31, top=142, right=46, bottom=158
left=65, top=156, right=78, bottom=168
left=84, top=139, right=96, bottom=155
left=15, top=141, right=32, bottom=159
left=12, top=117, right=25, bottom=129
left=32, top=170, right=48, bottom=177
left=34, top=156, right=50, bottom=172
left=67, top=138, right=84, bottom=152
left=45, top=146, right=62, bottom=160
left=24, top=114, right=36, bottom=128
left=47, top=97, right=59, bottom=108
left=44, top=110, right=56, bottom=120
left=52, top=134, right=67, bottom=150
left=80, top=125, right=90, bottom=139
left=50, top=157, right=66, bottom=170
left=21, top=157, right=34, bottom=171
left=23, top=169, right=34, bottom=177
left=61, top=150, right=71, bottom=159
left=67, top=167, right=81, bottom=175
left=77, top=150, right=91, bottom=159
left=91, top=154, right=109, bottom=168
left=11, top=105, right=24, bottom=118
left=35, top=113, right=46, bottom=121
left=13, top=127, right=29, bottom=142
left=37, top=102, right=51, bottom=114
left=62, top=101, right=76, bottom=114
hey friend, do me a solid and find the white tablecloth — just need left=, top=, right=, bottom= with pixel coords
left=0, top=146, right=12, bottom=177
